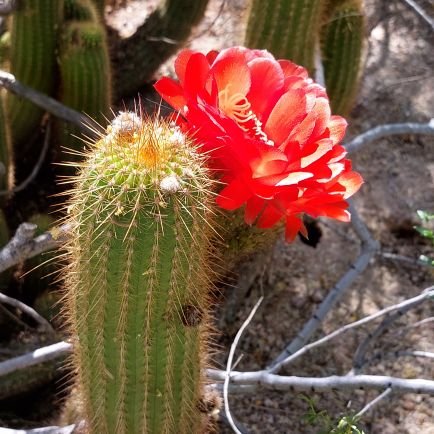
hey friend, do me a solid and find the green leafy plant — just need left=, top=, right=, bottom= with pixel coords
left=415, top=210, right=434, bottom=266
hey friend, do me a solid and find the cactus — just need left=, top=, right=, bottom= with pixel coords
left=321, top=0, right=365, bottom=115
left=8, top=0, right=62, bottom=147
left=245, top=0, right=325, bottom=74
left=111, top=0, right=210, bottom=97
left=0, top=209, right=11, bottom=291
left=62, top=112, right=216, bottom=433
left=91, top=0, right=106, bottom=16
left=57, top=20, right=111, bottom=158
left=0, top=91, right=14, bottom=201
left=64, top=0, right=99, bottom=22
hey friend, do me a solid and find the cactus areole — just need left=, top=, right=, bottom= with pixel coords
left=63, top=113, right=215, bottom=433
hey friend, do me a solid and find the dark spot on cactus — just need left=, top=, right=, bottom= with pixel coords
left=180, top=304, right=203, bottom=327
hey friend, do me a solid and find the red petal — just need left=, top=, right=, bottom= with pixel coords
left=288, top=97, right=329, bottom=144
left=276, top=171, right=313, bottom=186
left=328, top=116, right=347, bottom=144
left=338, top=171, right=364, bottom=198
left=278, top=60, right=308, bottom=79
left=216, top=178, right=251, bottom=210
left=300, top=139, right=333, bottom=168
left=285, top=215, right=303, bottom=242
left=257, top=203, right=284, bottom=228
left=245, top=196, right=265, bottom=225
left=206, top=50, right=219, bottom=64
left=154, top=77, right=187, bottom=111
left=211, top=54, right=251, bottom=97
left=265, top=89, right=307, bottom=145
left=247, top=58, right=284, bottom=120
left=184, top=53, right=211, bottom=98
left=175, top=49, right=194, bottom=85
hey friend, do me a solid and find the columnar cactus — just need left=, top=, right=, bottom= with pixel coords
left=245, top=0, right=325, bottom=74
left=63, top=112, right=216, bottom=433
left=244, top=0, right=365, bottom=115
left=0, top=91, right=13, bottom=200
left=57, top=19, right=111, bottom=157
left=322, top=0, right=365, bottom=115
left=8, top=0, right=62, bottom=147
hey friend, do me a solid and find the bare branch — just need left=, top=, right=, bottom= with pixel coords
left=268, top=203, right=379, bottom=369
left=0, top=222, right=71, bottom=274
left=269, top=287, right=434, bottom=373
left=0, top=292, right=54, bottom=333
left=224, top=297, right=263, bottom=434
left=401, top=0, right=434, bottom=31
left=0, top=341, right=72, bottom=378
left=345, top=120, right=434, bottom=153
left=0, top=70, right=99, bottom=137
left=351, top=287, right=434, bottom=373
left=0, top=425, right=76, bottom=434
left=356, top=388, right=392, bottom=418
left=207, top=369, right=434, bottom=395
left=381, top=251, right=433, bottom=268
left=0, top=118, right=51, bottom=197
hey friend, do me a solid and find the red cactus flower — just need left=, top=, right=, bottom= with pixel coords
left=155, top=47, right=363, bottom=242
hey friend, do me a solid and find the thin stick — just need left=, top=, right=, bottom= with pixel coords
left=0, top=291, right=54, bottom=333
left=0, top=118, right=51, bottom=196
left=0, top=70, right=98, bottom=137
left=352, top=289, right=434, bottom=373
left=355, top=388, right=392, bottom=418
left=269, top=287, right=433, bottom=373
left=401, top=0, right=434, bottom=31
left=345, top=120, right=434, bottom=153
left=224, top=297, right=263, bottom=434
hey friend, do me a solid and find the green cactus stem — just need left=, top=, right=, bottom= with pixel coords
left=245, top=0, right=325, bottom=74
left=63, top=112, right=216, bottom=433
left=8, top=0, right=62, bottom=147
left=0, top=90, right=14, bottom=202
left=91, top=0, right=106, bottom=16
left=111, top=0, right=209, bottom=97
left=64, top=0, right=99, bottom=22
left=57, top=20, right=111, bottom=159
left=321, top=0, right=365, bottom=115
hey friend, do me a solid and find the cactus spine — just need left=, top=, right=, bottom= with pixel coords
left=321, top=0, right=365, bottom=115
left=63, top=112, right=215, bottom=433
left=8, top=0, right=62, bottom=146
left=245, top=0, right=325, bottom=74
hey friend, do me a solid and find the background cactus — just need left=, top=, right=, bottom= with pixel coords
left=57, top=19, right=111, bottom=158
left=245, top=0, right=365, bottom=115
left=245, top=0, right=325, bottom=74
left=321, top=0, right=365, bottom=115
left=7, top=0, right=62, bottom=147
left=110, top=0, right=210, bottom=97
left=63, top=112, right=216, bottom=433
left=0, top=91, right=13, bottom=200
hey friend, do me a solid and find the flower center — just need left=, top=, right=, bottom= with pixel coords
left=218, top=86, right=274, bottom=146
